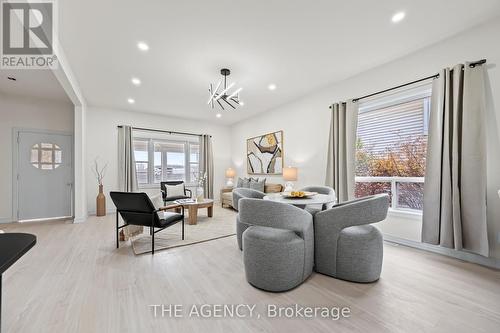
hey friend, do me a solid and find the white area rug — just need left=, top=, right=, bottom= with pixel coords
left=131, top=206, right=236, bottom=254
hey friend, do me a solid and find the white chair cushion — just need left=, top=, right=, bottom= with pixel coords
left=166, top=183, right=185, bottom=197
left=149, top=193, right=164, bottom=209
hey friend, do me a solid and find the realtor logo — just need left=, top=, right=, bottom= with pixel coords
left=1, top=0, right=57, bottom=69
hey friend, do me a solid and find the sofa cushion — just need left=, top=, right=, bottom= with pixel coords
left=225, top=182, right=283, bottom=208
left=249, top=178, right=266, bottom=192
left=237, top=177, right=250, bottom=188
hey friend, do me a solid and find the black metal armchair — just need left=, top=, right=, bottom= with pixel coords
left=160, top=181, right=192, bottom=203
left=110, top=192, right=185, bottom=254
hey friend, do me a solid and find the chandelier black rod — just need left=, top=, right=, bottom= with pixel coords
left=208, top=68, right=242, bottom=110
left=222, top=98, right=236, bottom=109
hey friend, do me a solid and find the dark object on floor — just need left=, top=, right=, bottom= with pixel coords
left=0, top=232, right=36, bottom=333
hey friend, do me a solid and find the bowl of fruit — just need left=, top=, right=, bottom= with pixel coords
left=280, top=191, right=317, bottom=198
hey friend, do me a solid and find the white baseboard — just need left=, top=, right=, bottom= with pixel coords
left=383, top=234, right=500, bottom=270
left=3, top=216, right=76, bottom=224
left=73, top=216, right=86, bottom=223
left=87, top=209, right=116, bottom=216
left=0, top=217, right=15, bottom=224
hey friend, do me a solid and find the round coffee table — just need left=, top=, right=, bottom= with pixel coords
left=175, top=199, right=214, bottom=225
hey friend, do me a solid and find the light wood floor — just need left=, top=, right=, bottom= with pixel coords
left=2, top=207, right=500, bottom=333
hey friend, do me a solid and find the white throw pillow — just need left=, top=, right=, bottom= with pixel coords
left=149, top=193, right=164, bottom=210
left=166, top=183, right=185, bottom=198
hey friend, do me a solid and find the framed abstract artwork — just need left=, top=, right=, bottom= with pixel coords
left=247, top=130, right=283, bottom=175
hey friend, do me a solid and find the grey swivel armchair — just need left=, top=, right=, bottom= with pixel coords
left=239, top=198, right=314, bottom=292
left=314, top=194, right=389, bottom=283
left=232, top=188, right=265, bottom=211
left=300, top=185, right=336, bottom=214
left=233, top=188, right=266, bottom=250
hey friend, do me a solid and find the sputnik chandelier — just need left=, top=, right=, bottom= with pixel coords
left=207, top=68, right=243, bottom=110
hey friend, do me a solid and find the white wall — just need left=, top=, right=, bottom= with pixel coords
left=230, top=18, right=500, bottom=259
left=85, top=107, right=232, bottom=214
left=0, top=93, right=74, bottom=222
left=73, top=105, right=87, bottom=222
left=53, top=42, right=89, bottom=223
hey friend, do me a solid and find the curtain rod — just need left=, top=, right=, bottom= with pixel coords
left=117, top=126, right=211, bottom=138
left=330, top=59, right=487, bottom=107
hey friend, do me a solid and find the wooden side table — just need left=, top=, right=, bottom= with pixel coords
left=175, top=199, right=214, bottom=225
left=220, top=187, right=233, bottom=208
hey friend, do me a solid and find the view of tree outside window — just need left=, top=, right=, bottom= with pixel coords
left=355, top=89, right=430, bottom=212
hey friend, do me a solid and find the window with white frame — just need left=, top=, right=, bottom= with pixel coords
left=133, top=133, right=200, bottom=187
left=30, top=143, right=62, bottom=170
left=355, top=84, right=431, bottom=212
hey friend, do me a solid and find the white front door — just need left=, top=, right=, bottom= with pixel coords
left=17, top=131, right=73, bottom=221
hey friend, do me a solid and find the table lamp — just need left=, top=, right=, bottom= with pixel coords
left=225, top=168, right=236, bottom=187
left=283, top=167, right=298, bottom=192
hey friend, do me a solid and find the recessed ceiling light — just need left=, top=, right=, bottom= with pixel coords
left=137, top=42, right=149, bottom=51
left=127, top=98, right=135, bottom=104
left=7, top=76, right=16, bottom=81
left=391, top=11, right=405, bottom=23
left=239, top=101, right=245, bottom=106
left=216, top=113, right=222, bottom=118
left=268, top=84, right=277, bottom=91
left=131, top=77, right=141, bottom=86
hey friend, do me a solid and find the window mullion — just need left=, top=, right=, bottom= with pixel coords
left=162, top=150, right=167, bottom=182
left=185, top=141, right=190, bottom=183
left=38, top=146, right=41, bottom=169
left=148, top=139, right=154, bottom=185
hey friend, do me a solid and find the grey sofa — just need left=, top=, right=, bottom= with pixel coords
left=314, top=194, right=389, bottom=283
left=300, top=185, right=336, bottom=214
left=221, top=183, right=282, bottom=209
left=239, top=198, right=314, bottom=292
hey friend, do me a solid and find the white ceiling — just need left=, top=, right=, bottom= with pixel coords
left=0, top=69, right=71, bottom=104
left=56, top=0, right=500, bottom=124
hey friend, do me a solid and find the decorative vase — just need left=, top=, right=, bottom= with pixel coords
left=196, top=186, right=204, bottom=202
left=96, top=184, right=106, bottom=216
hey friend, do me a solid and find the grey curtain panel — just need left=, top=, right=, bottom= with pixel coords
left=422, top=63, right=489, bottom=257
left=325, top=100, right=359, bottom=202
left=117, top=125, right=143, bottom=239
left=201, top=134, right=214, bottom=199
